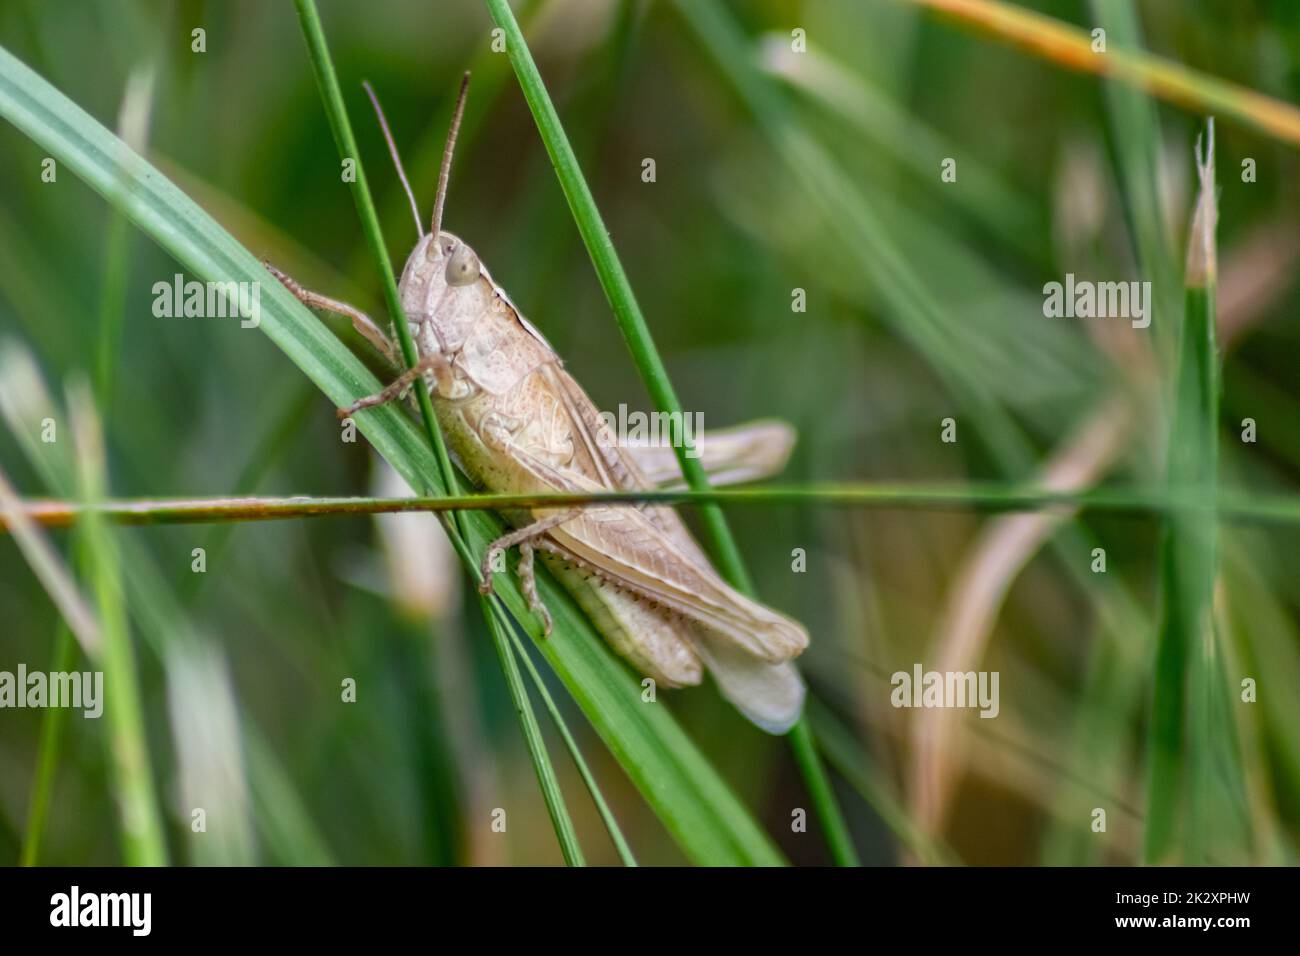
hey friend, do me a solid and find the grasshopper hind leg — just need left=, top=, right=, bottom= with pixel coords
left=477, top=510, right=581, bottom=596
left=478, top=518, right=704, bottom=687
left=477, top=511, right=583, bottom=638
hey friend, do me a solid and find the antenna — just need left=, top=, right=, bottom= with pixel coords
left=362, top=81, right=424, bottom=239
left=431, top=71, right=471, bottom=239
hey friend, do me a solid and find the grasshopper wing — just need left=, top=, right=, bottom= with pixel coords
left=542, top=498, right=807, bottom=662
left=515, top=367, right=810, bottom=664
left=626, top=419, right=796, bottom=489
left=693, top=636, right=805, bottom=734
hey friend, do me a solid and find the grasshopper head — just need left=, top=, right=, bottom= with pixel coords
left=402, top=231, right=481, bottom=287
left=398, top=231, right=491, bottom=354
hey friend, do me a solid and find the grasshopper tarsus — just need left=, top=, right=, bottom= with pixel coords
left=477, top=546, right=500, bottom=595
left=518, top=541, right=553, bottom=636
left=477, top=531, right=560, bottom=637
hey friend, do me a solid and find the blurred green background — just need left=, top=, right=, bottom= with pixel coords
left=1, top=0, right=1298, bottom=865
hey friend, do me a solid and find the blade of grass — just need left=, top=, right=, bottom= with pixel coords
left=95, top=63, right=154, bottom=409
left=483, top=0, right=859, bottom=867
left=1178, top=126, right=1250, bottom=864
left=1088, top=0, right=1179, bottom=364
left=481, top=596, right=585, bottom=866
left=482, top=0, right=745, bottom=578
left=0, top=40, right=785, bottom=867
left=67, top=383, right=169, bottom=866
left=19, top=620, right=74, bottom=865
left=1143, top=120, right=1245, bottom=864
left=20, top=63, right=158, bottom=868
left=0, top=343, right=335, bottom=865
left=0, top=387, right=168, bottom=865
left=507, top=0, right=642, bottom=333
left=290, top=0, right=460, bottom=510
left=759, top=32, right=1042, bottom=263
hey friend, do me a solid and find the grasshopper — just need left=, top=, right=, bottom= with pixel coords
left=267, top=76, right=809, bottom=732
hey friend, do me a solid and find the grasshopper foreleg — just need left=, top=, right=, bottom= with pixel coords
left=264, top=262, right=458, bottom=418
left=336, top=352, right=451, bottom=419
left=263, top=261, right=398, bottom=365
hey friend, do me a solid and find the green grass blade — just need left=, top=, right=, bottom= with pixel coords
left=0, top=407, right=168, bottom=866
left=0, top=38, right=783, bottom=868
left=290, top=0, right=461, bottom=506
left=482, top=0, right=745, bottom=575
left=1143, top=121, right=1248, bottom=864
left=68, top=386, right=169, bottom=866
left=1088, top=0, right=1179, bottom=363
left=19, top=63, right=157, bottom=869
left=501, top=610, right=638, bottom=866
left=482, top=597, right=585, bottom=866
left=0, top=343, right=334, bottom=866
left=483, top=0, right=858, bottom=867
left=19, top=621, right=75, bottom=865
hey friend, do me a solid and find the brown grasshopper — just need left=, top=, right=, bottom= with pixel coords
left=267, top=76, right=809, bottom=732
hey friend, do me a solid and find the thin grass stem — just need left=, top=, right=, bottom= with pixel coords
left=902, top=0, right=1300, bottom=146
left=484, top=0, right=859, bottom=866
left=11, top=483, right=1300, bottom=528
left=482, top=597, right=586, bottom=866
left=499, top=607, right=638, bottom=866
left=69, top=387, right=169, bottom=866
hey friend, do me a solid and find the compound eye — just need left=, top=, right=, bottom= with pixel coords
left=445, top=243, right=481, bottom=287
